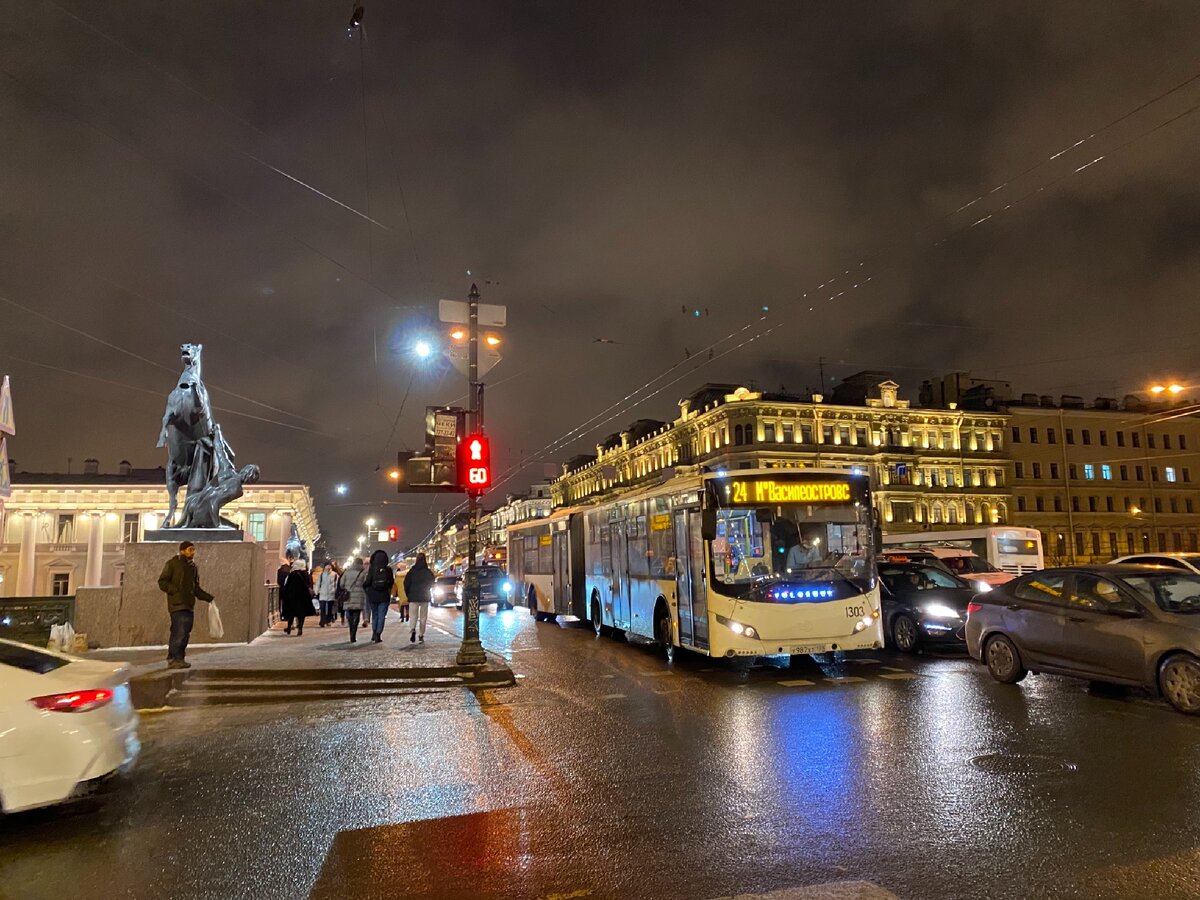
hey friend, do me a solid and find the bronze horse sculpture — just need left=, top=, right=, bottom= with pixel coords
left=157, top=343, right=233, bottom=528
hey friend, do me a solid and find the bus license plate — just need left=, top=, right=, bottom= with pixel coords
left=788, top=644, right=827, bottom=655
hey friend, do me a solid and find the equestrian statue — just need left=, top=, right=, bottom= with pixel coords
left=156, top=343, right=250, bottom=530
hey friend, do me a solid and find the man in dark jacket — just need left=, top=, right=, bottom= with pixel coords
left=403, top=553, right=436, bottom=644
left=157, top=541, right=215, bottom=669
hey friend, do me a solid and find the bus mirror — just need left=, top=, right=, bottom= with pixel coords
left=701, top=507, right=717, bottom=541
left=755, top=507, right=773, bottom=524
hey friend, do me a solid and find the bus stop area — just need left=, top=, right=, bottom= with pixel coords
left=85, top=607, right=516, bottom=709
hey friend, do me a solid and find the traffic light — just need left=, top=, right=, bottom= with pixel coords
left=457, top=433, right=491, bottom=494
left=386, top=525, right=399, bottom=542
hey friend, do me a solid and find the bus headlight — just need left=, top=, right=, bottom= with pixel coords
left=852, top=612, right=878, bottom=633
left=716, top=614, right=757, bottom=639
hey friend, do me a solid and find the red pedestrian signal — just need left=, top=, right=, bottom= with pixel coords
left=386, top=526, right=399, bottom=542
left=457, top=433, right=491, bottom=493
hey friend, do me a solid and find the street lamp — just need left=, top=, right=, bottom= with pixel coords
left=1150, top=383, right=1184, bottom=395
left=414, top=339, right=434, bottom=359
left=365, top=518, right=376, bottom=529
left=336, top=483, right=348, bottom=495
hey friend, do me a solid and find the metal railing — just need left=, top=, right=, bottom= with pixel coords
left=0, top=596, right=76, bottom=646
left=266, top=584, right=280, bottom=627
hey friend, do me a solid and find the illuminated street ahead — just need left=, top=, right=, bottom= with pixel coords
left=4, top=607, right=1199, bottom=900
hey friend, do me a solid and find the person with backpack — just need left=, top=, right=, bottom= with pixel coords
left=339, top=556, right=367, bottom=642
left=364, top=549, right=394, bottom=643
left=403, top=553, right=436, bottom=644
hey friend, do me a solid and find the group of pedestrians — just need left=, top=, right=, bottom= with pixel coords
left=273, top=548, right=437, bottom=645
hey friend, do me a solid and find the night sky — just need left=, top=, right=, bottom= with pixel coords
left=2, top=1, right=1199, bottom=552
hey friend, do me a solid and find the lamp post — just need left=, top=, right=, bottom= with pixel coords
left=457, top=284, right=488, bottom=666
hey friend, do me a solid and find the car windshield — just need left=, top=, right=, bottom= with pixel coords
left=0, top=641, right=70, bottom=673
left=881, top=565, right=967, bottom=593
left=436, top=576, right=458, bottom=585
left=942, top=555, right=999, bottom=575
left=1121, top=573, right=1200, bottom=613
left=708, top=475, right=875, bottom=601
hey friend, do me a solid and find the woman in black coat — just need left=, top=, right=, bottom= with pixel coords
left=281, top=559, right=315, bottom=636
left=363, top=549, right=394, bottom=643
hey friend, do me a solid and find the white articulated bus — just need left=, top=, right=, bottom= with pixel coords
left=508, top=467, right=884, bottom=663
left=882, top=526, right=1044, bottom=575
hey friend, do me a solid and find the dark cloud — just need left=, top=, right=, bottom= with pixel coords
left=2, top=0, right=1199, bottom=548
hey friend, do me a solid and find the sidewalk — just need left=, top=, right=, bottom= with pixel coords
left=89, top=606, right=515, bottom=708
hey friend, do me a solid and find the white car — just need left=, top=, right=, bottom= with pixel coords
left=0, top=638, right=140, bottom=814
left=1110, top=552, right=1200, bottom=574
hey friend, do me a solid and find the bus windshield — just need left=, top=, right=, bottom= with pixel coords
left=707, top=475, right=875, bottom=601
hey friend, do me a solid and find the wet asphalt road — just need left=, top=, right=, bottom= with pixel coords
left=3, top=606, right=1200, bottom=900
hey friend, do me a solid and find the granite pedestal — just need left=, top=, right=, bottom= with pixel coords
left=91, top=541, right=267, bottom=648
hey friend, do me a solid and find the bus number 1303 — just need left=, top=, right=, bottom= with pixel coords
left=845, top=606, right=864, bottom=618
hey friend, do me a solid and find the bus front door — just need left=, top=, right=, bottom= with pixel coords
left=552, top=530, right=571, bottom=615
left=674, top=509, right=709, bottom=650
left=611, top=522, right=632, bottom=630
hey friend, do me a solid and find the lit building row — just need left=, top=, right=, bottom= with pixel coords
left=0, top=460, right=319, bottom=597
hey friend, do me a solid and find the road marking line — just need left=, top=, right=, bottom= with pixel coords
left=826, top=676, right=867, bottom=683
left=846, top=658, right=881, bottom=665
left=879, top=672, right=919, bottom=680
left=778, top=679, right=815, bottom=687
left=881, top=666, right=906, bottom=672
left=599, top=693, right=625, bottom=700
left=638, top=671, right=671, bottom=677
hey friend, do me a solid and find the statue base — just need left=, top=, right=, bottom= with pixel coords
left=144, top=527, right=246, bottom=543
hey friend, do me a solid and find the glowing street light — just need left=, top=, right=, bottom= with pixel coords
left=484, top=333, right=502, bottom=347
left=414, top=339, right=434, bottom=359
left=336, top=483, right=348, bottom=495
left=388, top=469, right=401, bottom=481
left=1150, top=383, right=1185, bottom=395
left=449, top=327, right=467, bottom=342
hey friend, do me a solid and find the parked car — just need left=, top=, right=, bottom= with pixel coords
left=878, top=561, right=978, bottom=652
left=1110, top=552, right=1200, bottom=575
left=965, top=565, right=1200, bottom=714
left=431, top=574, right=461, bottom=607
left=454, top=566, right=516, bottom=610
left=0, top=639, right=140, bottom=814
left=928, top=550, right=1015, bottom=589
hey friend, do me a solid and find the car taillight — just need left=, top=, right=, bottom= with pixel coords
left=30, top=689, right=114, bottom=713
left=966, top=602, right=982, bottom=617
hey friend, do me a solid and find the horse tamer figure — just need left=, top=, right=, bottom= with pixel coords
left=157, top=343, right=234, bottom=528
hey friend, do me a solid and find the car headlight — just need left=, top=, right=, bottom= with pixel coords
left=715, top=614, right=757, bottom=639
left=973, top=581, right=993, bottom=593
left=433, top=586, right=444, bottom=597
left=502, top=580, right=513, bottom=594
left=921, top=603, right=961, bottom=619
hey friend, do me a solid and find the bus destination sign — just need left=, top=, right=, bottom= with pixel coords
left=725, top=478, right=854, bottom=505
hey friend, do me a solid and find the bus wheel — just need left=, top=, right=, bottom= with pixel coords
left=591, top=597, right=604, bottom=637
left=655, top=604, right=675, bottom=664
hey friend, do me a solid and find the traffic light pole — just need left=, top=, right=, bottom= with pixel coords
left=457, top=283, right=487, bottom=666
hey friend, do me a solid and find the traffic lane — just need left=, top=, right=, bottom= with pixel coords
left=449, top=607, right=1200, bottom=897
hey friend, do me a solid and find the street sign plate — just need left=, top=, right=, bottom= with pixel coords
left=439, top=299, right=507, bottom=328
left=0, top=376, right=13, bottom=436
left=446, top=343, right=502, bottom=378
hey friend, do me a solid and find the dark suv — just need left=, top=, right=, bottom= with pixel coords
left=455, top=566, right=516, bottom=609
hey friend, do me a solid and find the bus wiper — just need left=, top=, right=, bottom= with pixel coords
left=801, top=566, right=860, bottom=591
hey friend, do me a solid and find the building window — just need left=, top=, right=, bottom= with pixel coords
left=801, top=424, right=813, bottom=444
left=1135, top=465, right=1144, bottom=481
left=1171, top=498, right=1179, bottom=513
left=1132, top=432, right=1140, bottom=448
left=1070, top=464, right=1078, bottom=480
left=1142, top=532, right=1151, bottom=552
left=1185, top=468, right=1192, bottom=483
left=1066, top=429, right=1075, bottom=444
left=1164, top=434, right=1172, bottom=450
left=51, top=572, right=71, bottom=596
left=1015, top=463, right=1024, bottom=479
left=1088, top=496, right=1098, bottom=512
left=1154, top=498, right=1163, bottom=513
left=122, top=513, right=140, bottom=544
left=1109, top=533, right=1119, bottom=556
left=945, top=469, right=957, bottom=487
left=855, top=426, right=867, bottom=446
left=890, top=501, right=916, bottom=525
left=1017, top=496, right=1027, bottom=512
left=1011, top=426, right=1021, bottom=443
left=1100, top=430, right=1108, bottom=446
left=733, top=424, right=744, bottom=445
left=248, top=512, right=267, bottom=542
left=1101, top=464, right=1112, bottom=481
left=1180, top=435, right=1188, bottom=450
left=1029, top=427, right=1038, bottom=444
left=1166, top=467, right=1177, bottom=483
left=1148, top=433, right=1156, bottom=450
left=1083, top=464, right=1095, bottom=480
left=1082, top=430, right=1092, bottom=445
left=892, top=464, right=911, bottom=485
left=1072, top=496, right=1080, bottom=513
left=1054, top=496, right=1063, bottom=512
left=764, top=424, right=776, bottom=443
left=1028, top=462, right=1039, bottom=479
left=1106, top=497, right=1114, bottom=512
left=1075, top=532, right=1085, bottom=556
left=822, top=425, right=833, bottom=444
left=1159, top=532, right=1168, bottom=552
left=1036, top=496, right=1045, bottom=512
left=1126, top=531, right=1136, bottom=554
left=1050, top=462, right=1060, bottom=480
left=783, top=424, right=794, bottom=443
left=1120, top=465, right=1128, bottom=481
left=1152, top=467, right=1160, bottom=482
left=1117, top=432, right=1125, bottom=447
left=56, top=514, right=74, bottom=543
left=1091, top=533, right=1101, bottom=556
left=1047, top=428, right=1057, bottom=445
left=1057, top=533, right=1068, bottom=559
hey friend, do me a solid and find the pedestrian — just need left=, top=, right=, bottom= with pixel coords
left=156, top=540, right=215, bottom=670
left=340, top=555, right=367, bottom=643
left=281, top=558, right=314, bottom=636
left=393, top=566, right=410, bottom=623
left=277, top=550, right=295, bottom=589
left=364, top=549, right=394, bottom=643
left=316, top=559, right=339, bottom=626
left=404, top=552, right=435, bottom=644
